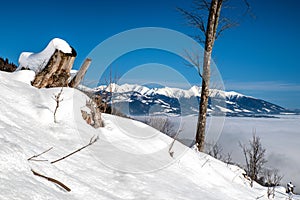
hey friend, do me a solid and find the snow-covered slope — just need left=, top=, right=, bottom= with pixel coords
left=17, top=38, right=73, bottom=73
left=0, top=70, right=298, bottom=200
left=94, top=83, right=290, bottom=116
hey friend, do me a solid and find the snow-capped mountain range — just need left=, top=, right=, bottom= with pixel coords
left=92, top=83, right=293, bottom=117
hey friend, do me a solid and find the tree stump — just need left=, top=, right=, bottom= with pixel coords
left=32, top=49, right=77, bottom=88
left=69, top=58, right=91, bottom=88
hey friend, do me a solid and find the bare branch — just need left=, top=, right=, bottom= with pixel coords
left=28, top=147, right=53, bottom=161
left=169, top=130, right=181, bottom=158
left=193, top=35, right=206, bottom=44
left=206, top=142, right=223, bottom=160
left=193, top=0, right=211, bottom=11
left=224, top=152, right=232, bottom=166
left=264, top=168, right=283, bottom=198
left=53, top=87, right=64, bottom=123
left=31, top=169, right=71, bottom=192
left=28, top=159, right=48, bottom=162
left=216, top=17, right=239, bottom=39
left=51, top=135, right=99, bottom=164
left=183, top=49, right=203, bottom=78
left=177, top=7, right=207, bottom=34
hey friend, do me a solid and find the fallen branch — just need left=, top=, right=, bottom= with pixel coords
left=31, top=169, right=71, bottom=192
left=51, top=135, right=99, bottom=164
left=28, top=147, right=53, bottom=161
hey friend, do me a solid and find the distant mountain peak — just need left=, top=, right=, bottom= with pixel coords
left=92, top=83, right=293, bottom=117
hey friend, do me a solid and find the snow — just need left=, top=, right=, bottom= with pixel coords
left=178, top=114, right=300, bottom=194
left=226, top=91, right=245, bottom=98
left=215, top=105, right=234, bottom=113
left=17, top=38, right=73, bottom=73
left=0, top=70, right=299, bottom=200
left=94, top=83, right=234, bottom=100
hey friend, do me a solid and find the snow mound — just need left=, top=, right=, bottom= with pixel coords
left=0, top=70, right=298, bottom=200
left=17, top=38, right=73, bottom=73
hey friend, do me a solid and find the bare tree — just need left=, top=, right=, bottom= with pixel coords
left=206, top=142, right=223, bottom=160
left=264, top=168, right=283, bottom=199
left=178, top=0, right=225, bottom=152
left=97, top=65, right=120, bottom=114
left=224, top=152, right=233, bottom=166
left=145, top=116, right=175, bottom=137
left=53, top=87, right=64, bottom=123
left=178, top=0, right=250, bottom=152
left=240, top=133, right=267, bottom=187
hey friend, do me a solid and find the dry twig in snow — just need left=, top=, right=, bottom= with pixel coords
left=51, top=135, right=99, bottom=164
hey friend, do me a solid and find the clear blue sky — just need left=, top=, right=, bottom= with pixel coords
left=1, top=0, right=300, bottom=109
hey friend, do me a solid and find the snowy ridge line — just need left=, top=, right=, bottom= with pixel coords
left=92, top=83, right=291, bottom=116
left=94, top=83, right=253, bottom=100
left=93, top=83, right=257, bottom=99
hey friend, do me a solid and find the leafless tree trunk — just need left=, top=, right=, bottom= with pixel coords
left=178, top=0, right=223, bottom=152
left=179, top=0, right=250, bottom=152
left=196, top=0, right=223, bottom=152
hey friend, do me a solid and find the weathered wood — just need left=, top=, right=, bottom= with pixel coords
left=69, top=58, right=91, bottom=88
left=32, top=49, right=76, bottom=88
left=81, top=96, right=104, bottom=128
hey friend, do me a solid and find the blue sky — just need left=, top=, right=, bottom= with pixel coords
left=1, top=0, right=300, bottom=109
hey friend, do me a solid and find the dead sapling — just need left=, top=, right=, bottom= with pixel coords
left=53, top=87, right=64, bottom=123
left=51, top=135, right=99, bottom=164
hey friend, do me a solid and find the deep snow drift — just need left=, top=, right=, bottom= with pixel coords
left=0, top=70, right=298, bottom=200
